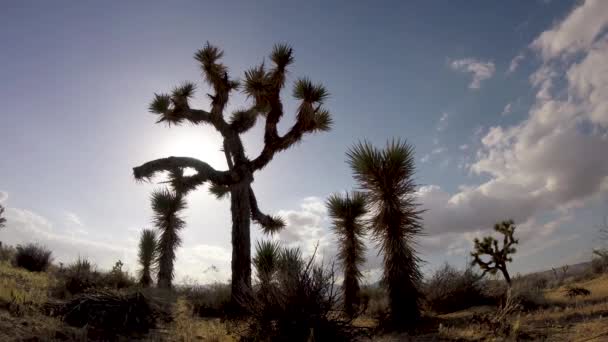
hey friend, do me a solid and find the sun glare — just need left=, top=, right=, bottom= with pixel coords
left=158, top=129, right=227, bottom=171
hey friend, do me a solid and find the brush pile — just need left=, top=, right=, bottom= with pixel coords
left=58, top=290, right=164, bottom=337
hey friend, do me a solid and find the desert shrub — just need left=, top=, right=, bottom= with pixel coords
left=564, top=286, right=591, bottom=299
left=179, top=282, right=231, bottom=317
left=424, top=263, right=488, bottom=314
left=14, top=243, right=53, bottom=272
left=509, top=277, right=547, bottom=311
left=360, top=285, right=388, bottom=318
left=0, top=244, right=16, bottom=263
left=59, top=290, right=165, bottom=338
left=53, top=258, right=135, bottom=298
left=591, top=249, right=608, bottom=274
left=244, top=245, right=361, bottom=341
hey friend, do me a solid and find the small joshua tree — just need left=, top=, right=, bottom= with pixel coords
left=138, top=229, right=158, bottom=287
left=471, top=220, right=518, bottom=286
left=0, top=204, right=6, bottom=230
left=327, top=191, right=367, bottom=317
left=347, top=140, right=424, bottom=329
left=151, top=169, right=191, bottom=289
left=133, top=42, right=332, bottom=304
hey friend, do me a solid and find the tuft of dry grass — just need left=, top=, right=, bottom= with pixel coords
left=170, top=298, right=237, bottom=341
left=0, top=261, right=52, bottom=309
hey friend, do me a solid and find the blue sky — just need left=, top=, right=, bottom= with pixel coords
left=1, top=0, right=608, bottom=283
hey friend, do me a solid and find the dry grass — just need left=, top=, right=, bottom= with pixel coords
left=0, top=261, right=52, bottom=308
left=170, top=298, right=237, bottom=341
left=544, top=274, right=608, bottom=304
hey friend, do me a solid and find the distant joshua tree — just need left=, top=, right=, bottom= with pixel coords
left=133, top=42, right=332, bottom=305
left=471, top=220, right=518, bottom=286
left=347, top=140, right=424, bottom=329
left=0, top=204, right=6, bottom=230
left=138, top=229, right=158, bottom=287
left=326, top=191, right=367, bottom=317
left=151, top=169, right=191, bottom=289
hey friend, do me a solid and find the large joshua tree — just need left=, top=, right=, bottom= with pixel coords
left=133, top=43, right=332, bottom=303
left=326, top=191, right=367, bottom=317
left=347, top=140, right=424, bottom=328
left=138, top=228, right=158, bottom=287
left=471, top=220, right=518, bottom=286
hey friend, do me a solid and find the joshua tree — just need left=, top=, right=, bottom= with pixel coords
left=471, top=220, right=518, bottom=286
left=138, top=229, right=158, bottom=287
left=326, top=191, right=367, bottom=317
left=0, top=204, right=6, bottom=230
left=347, top=140, right=424, bottom=328
left=150, top=168, right=191, bottom=289
left=132, top=43, right=332, bottom=304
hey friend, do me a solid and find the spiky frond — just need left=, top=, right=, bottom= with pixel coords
left=171, top=82, right=196, bottom=98
left=209, top=182, right=230, bottom=200
left=149, top=93, right=171, bottom=115
left=311, top=108, right=333, bottom=132
left=229, top=109, right=258, bottom=133
left=254, top=240, right=281, bottom=281
left=327, top=191, right=367, bottom=316
left=195, top=42, right=230, bottom=89
left=293, top=78, right=329, bottom=104
left=258, top=215, right=286, bottom=235
left=138, top=229, right=157, bottom=287
left=270, top=44, right=294, bottom=69
left=347, top=139, right=423, bottom=327
left=151, top=188, right=187, bottom=217
left=243, top=63, right=270, bottom=100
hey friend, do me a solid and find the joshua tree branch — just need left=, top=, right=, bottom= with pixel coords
left=248, top=186, right=285, bottom=233
left=133, top=156, right=237, bottom=185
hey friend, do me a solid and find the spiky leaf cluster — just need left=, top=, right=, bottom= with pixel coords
left=326, top=191, right=367, bottom=316
left=347, top=139, right=423, bottom=327
left=138, top=229, right=157, bottom=287
left=470, top=220, right=518, bottom=284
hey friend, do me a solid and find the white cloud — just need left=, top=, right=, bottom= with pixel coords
left=420, top=154, right=431, bottom=163
left=65, top=212, right=83, bottom=226
left=508, top=53, right=525, bottom=74
left=501, top=103, right=512, bottom=116
left=449, top=58, right=496, bottom=89
left=531, top=0, right=608, bottom=61
left=459, top=144, right=469, bottom=151
left=0, top=191, right=7, bottom=203
left=416, top=1, right=608, bottom=245
left=437, top=112, right=449, bottom=131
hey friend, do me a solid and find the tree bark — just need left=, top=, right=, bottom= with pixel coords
left=501, top=267, right=512, bottom=286
left=230, top=180, right=252, bottom=309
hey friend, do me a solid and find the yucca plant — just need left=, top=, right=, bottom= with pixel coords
left=151, top=184, right=187, bottom=289
left=347, top=140, right=424, bottom=329
left=138, top=229, right=158, bottom=287
left=327, top=191, right=367, bottom=317
left=132, top=42, right=333, bottom=306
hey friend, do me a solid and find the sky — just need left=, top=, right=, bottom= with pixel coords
left=1, top=0, right=608, bottom=284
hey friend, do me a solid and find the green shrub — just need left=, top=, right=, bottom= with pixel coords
left=14, top=243, right=53, bottom=272
left=53, top=258, right=135, bottom=298
left=0, top=244, right=16, bottom=263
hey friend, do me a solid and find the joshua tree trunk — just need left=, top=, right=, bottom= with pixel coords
left=230, top=181, right=252, bottom=305
left=501, top=267, right=511, bottom=286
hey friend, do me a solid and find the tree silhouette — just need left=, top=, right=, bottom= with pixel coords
left=0, top=204, right=6, bottom=230
left=150, top=168, right=191, bottom=289
left=133, top=42, right=332, bottom=305
left=347, top=140, right=423, bottom=329
left=138, top=229, right=157, bottom=287
left=470, top=220, right=518, bottom=286
left=326, top=191, right=367, bottom=317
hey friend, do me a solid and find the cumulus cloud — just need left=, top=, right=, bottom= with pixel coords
left=65, top=212, right=83, bottom=227
left=449, top=58, right=496, bottom=89
left=501, top=103, right=512, bottom=116
left=0, top=191, right=8, bottom=203
left=508, top=53, right=525, bottom=74
left=417, top=1, right=608, bottom=246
